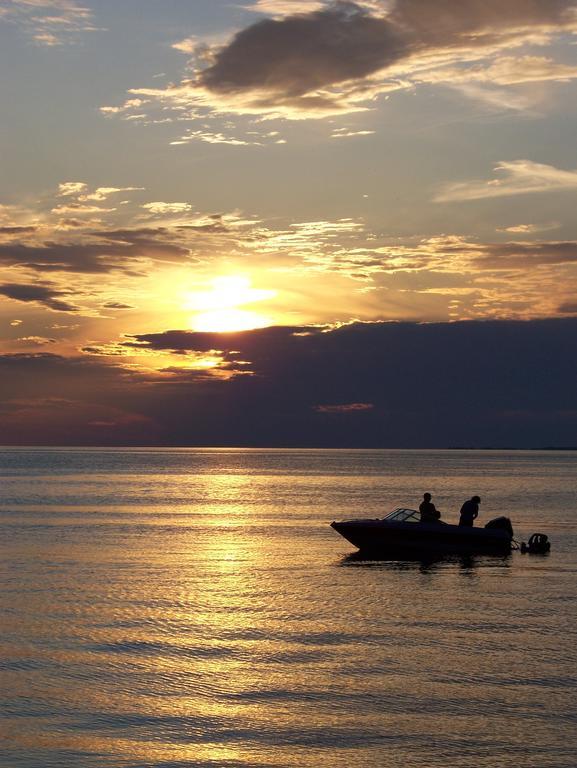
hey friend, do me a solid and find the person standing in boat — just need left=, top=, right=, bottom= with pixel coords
left=419, top=493, right=441, bottom=522
left=459, top=495, right=480, bottom=527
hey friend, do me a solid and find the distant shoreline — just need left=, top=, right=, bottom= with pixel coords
left=1, top=444, right=576, bottom=451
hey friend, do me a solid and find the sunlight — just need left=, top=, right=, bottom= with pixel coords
left=184, top=275, right=276, bottom=332
left=192, top=308, right=272, bottom=333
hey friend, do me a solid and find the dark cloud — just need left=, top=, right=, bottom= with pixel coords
left=0, top=226, right=37, bottom=235
left=473, top=241, right=577, bottom=269
left=0, top=353, right=130, bottom=402
left=391, top=0, right=572, bottom=42
left=315, top=402, right=374, bottom=413
left=91, top=228, right=196, bottom=255
left=125, top=326, right=313, bottom=375
left=119, top=319, right=577, bottom=447
left=0, top=242, right=131, bottom=273
left=2, top=320, right=576, bottom=447
left=126, top=325, right=310, bottom=354
left=0, top=282, right=80, bottom=312
left=199, top=3, right=405, bottom=98
left=0, top=353, right=159, bottom=445
left=0, top=396, right=156, bottom=446
left=176, top=215, right=230, bottom=233
left=558, top=301, right=577, bottom=314
left=102, top=301, right=135, bottom=310
left=0, top=233, right=191, bottom=273
left=196, top=0, right=576, bottom=107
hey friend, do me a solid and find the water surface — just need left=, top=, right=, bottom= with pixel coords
left=1, top=448, right=576, bottom=767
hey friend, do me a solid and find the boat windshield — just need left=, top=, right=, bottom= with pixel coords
left=384, top=507, right=420, bottom=523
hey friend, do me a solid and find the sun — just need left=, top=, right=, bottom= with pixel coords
left=183, top=275, right=277, bottom=332
left=191, top=307, right=272, bottom=333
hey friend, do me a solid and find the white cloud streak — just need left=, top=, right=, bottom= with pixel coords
left=142, top=202, right=193, bottom=215
left=435, top=160, right=577, bottom=202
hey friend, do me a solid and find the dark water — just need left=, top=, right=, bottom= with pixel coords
left=1, top=448, right=576, bottom=768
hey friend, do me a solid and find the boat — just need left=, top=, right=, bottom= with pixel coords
left=331, top=507, right=514, bottom=556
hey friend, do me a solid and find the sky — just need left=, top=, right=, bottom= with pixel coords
left=1, top=0, right=577, bottom=446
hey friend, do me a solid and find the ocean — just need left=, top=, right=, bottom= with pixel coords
left=1, top=448, right=576, bottom=768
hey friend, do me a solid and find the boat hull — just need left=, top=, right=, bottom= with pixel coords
left=331, top=519, right=512, bottom=556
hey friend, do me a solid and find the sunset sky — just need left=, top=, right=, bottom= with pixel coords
left=1, top=0, right=577, bottom=446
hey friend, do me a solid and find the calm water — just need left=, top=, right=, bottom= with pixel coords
left=1, top=448, right=576, bottom=768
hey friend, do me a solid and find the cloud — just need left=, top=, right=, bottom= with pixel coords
left=315, top=402, right=375, bottom=413
left=0, top=204, right=44, bottom=231
left=331, top=127, right=376, bottom=138
left=421, top=56, right=577, bottom=87
left=58, top=181, right=88, bottom=197
left=250, top=218, right=365, bottom=257
left=0, top=242, right=132, bottom=273
left=471, top=240, right=577, bottom=269
left=142, top=202, right=193, bottom=215
left=0, top=232, right=192, bottom=273
left=8, top=317, right=572, bottom=447
left=0, top=226, right=37, bottom=238
left=101, top=301, right=135, bottom=310
left=2, top=182, right=577, bottom=329
left=80, top=186, right=144, bottom=202
left=390, top=0, right=573, bottom=42
left=117, top=325, right=324, bottom=377
left=498, top=223, right=560, bottom=234
left=55, top=184, right=144, bottom=208
left=16, top=335, right=57, bottom=346
left=51, top=203, right=117, bottom=216
left=172, top=36, right=198, bottom=54
left=373, top=234, right=577, bottom=273
left=0, top=318, right=576, bottom=449
left=247, top=1, right=327, bottom=15
left=270, top=233, right=577, bottom=321
left=0, top=282, right=80, bottom=312
left=198, top=4, right=403, bottom=99
left=0, top=0, right=98, bottom=46
left=0, top=393, right=157, bottom=445
left=435, top=160, right=577, bottom=202
left=115, top=0, right=577, bottom=122
left=170, top=130, right=267, bottom=147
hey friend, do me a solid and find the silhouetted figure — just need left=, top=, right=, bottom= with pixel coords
left=459, top=495, right=480, bottom=527
left=419, top=493, right=441, bottom=522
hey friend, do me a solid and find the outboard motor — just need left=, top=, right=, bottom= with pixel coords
left=521, top=533, right=551, bottom=554
left=484, top=516, right=514, bottom=538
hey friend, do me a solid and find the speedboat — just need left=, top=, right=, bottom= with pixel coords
left=331, top=507, right=514, bottom=556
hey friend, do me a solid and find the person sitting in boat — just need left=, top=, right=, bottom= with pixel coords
left=459, top=495, right=480, bottom=527
left=419, top=493, right=441, bottom=522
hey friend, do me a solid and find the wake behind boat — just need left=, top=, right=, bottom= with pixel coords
left=331, top=507, right=514, bottom=556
